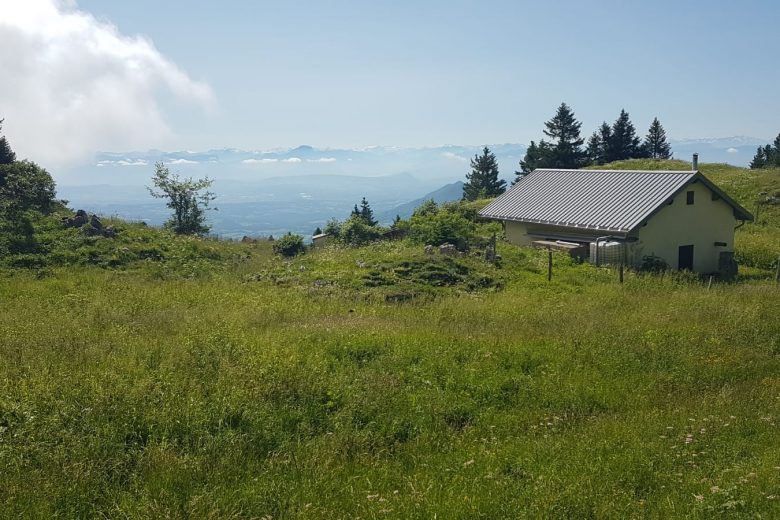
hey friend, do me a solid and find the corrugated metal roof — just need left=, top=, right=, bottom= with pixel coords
left=479, top=169, right=701, bottom=234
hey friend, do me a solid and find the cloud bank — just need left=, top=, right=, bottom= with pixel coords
left=0, top=0, right=215, bottom=166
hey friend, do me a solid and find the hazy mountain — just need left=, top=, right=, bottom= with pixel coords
left=378, top=181, right=465, bottom=223
left=54, top=136, right=764, bottom=237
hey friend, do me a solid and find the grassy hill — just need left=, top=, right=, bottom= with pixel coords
left=0, top=162, right=779, bottom=518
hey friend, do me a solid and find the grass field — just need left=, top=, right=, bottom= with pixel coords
left=0, top=161, right=779, bottom=518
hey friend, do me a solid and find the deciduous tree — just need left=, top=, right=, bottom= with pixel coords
left=147, top=162, right=216, bottom=235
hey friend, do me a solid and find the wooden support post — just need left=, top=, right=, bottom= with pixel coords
left=547, top=249, right=552, bottom=282
left=619, top=242, right=624, bottom=284
left=707, top=276, right=713, bottom=290
left=775, top=255, right=780, bottom=284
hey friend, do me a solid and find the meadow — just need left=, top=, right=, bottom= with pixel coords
left=0, top=161, right=778, bottom=518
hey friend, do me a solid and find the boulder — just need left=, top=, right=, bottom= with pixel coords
left=63, top=209, right=90, bottom=228
left=424, top=245, right=434, bottom=255
left=439, top=243, right=457, bottom=256
left=90, top=214, right=103, bottom=230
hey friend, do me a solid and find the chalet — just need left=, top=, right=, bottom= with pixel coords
left=478, top=164, right=753, bottom=275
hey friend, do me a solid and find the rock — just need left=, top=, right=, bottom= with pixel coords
left=424, top=245, right=434, bottom=255
left=355, top=260, right=367, bottom=268
left=90, top=214, right=103, bottom=229
left=439, top=243, right=457, bottom=256
left=63, top=209, right=90, bottom=228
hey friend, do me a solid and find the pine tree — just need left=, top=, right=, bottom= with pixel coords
left=351, top=204, right=360, bottom=218
left=607, top=109, right=643, bottom=161
left=772, top=134, right=780, bottom=167
left=749, top=147, right=766, bottom=169
left=642, top=117, right=672, bottom=159
left=515, top=141, right=547, bottom=181
left=358, top=197, right=377, bottom=226
left=313, top=226, right=322, bottom=235
left=541, top=102, right=586, bottom=168
left=463, top=146, right=506, bottom=200
left=586, top=122, right=612, bottom=165
left=0, top=119, right=16, bottom=165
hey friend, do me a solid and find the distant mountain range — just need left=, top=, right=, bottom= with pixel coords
left=54, top=136, right=768, bottom=238
left=377, top=181, right=465, bottom=223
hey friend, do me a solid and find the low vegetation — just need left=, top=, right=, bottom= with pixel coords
left=0, top=156, right=778, bottom=518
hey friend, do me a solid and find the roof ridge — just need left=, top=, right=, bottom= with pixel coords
left=534, top=168, right=695, bottom=174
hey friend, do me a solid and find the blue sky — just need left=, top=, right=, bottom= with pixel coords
left=2, top=0, right=779, bottom=163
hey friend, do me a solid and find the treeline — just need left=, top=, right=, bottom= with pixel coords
left=460, top=102, right=673, bottom=200
left=518, top=103, right=672, bottom=179
left=749, top=134, right=780, bottom=169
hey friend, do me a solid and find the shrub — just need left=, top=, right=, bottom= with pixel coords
left=409, top=207, right=476, bottom=249
left=640, top=254, right=668, bottom=273
left=272, top=233, right=305, bottom=257
left=339, top=215, right=383, bottom=246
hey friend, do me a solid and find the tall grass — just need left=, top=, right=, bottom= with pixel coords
left=1, top=238, right=778, bottom=518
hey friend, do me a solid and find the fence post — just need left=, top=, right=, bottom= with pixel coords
left=775, top=255, right=780, bottom=284
left=548, top=249, right=552, bottom=282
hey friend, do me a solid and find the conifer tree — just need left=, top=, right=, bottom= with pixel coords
left=358, top=197, right=377, bottom=226
left=463, top=146, right=506, bottom=200
left=586, top=122, right=612, bottom=165
left=750, top=146, right=767, bottom=169
left=541, top=102, right=586, bottom=168
left=0, top=119, right=16, bottom=165
left=515, top=141, right=549, bottom=181
left=313, top=226, right=322, bottom=235
left=607, top=109, right=643, bottom=161
left=642, top=117, right=672, bottom=159
left=772, top=134, right=780, bottom=167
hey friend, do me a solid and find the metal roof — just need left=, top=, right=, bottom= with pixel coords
left=478, top=169, right=753, bottom=235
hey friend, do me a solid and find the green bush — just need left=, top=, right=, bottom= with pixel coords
left=409, top=206, right=476, bottom=249
left=339, top=215, right=383, bottom=246
left=272, top=233, right=305, bottom=257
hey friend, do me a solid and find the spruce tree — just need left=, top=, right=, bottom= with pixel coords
left=515, top=141, right=548, bottom=181
left=0, top=119, right=16, bottom=165
left=463, top=146, right=506, bottom=200
left=750, top=146, right=767, bottom=169
left=772, top=134, right=780, bottom=167
left=358, top=197, right=377, bottom=226
left=586, top=122, right=612, bottom=165
left=607, top=109, right=642, bottom=161
left=541, top=102, right=586, bottom=168
left=313, top=226, right=322, bottom=235
left=642, top=117, right=672, bottom=159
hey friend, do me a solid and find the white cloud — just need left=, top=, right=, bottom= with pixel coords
left=307, top=157, right=337, bottom=163
left=282, top=157, right=302, bottom=163
left=442, top=151, right=468, bottom=162
left=726, top=147, right=738, bottom=154
left=242, top=158, right=278, bottom=164
left=168, top=158, right=198, bottom=165
left=0, top=0, right=215, bottom=166
left=95, top=158, right=148, bottom=167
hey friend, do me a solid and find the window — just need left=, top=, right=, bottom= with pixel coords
left=686, top=191, right=695, bottom=205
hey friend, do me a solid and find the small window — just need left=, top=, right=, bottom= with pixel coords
left=711, top=192, right=721, bottom=201
left=686, top=191, right=695, bottom=205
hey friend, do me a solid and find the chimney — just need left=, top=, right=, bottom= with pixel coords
left=692, top=153, right=699, bottom=171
